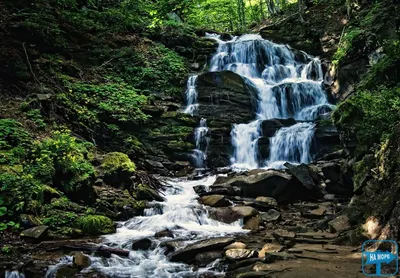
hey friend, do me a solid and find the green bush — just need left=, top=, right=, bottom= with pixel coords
left=29, top=131, right=95, bottom=193
left=58, top=81, right=149, bottom=129
left=76, top=215, right=115, bottom=235
left=333, top=86, right=400, bottom=147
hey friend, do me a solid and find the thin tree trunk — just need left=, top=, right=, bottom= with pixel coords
left=298, top=0, right=306, bottom=23
left=260, top=0, right=265, bottom=20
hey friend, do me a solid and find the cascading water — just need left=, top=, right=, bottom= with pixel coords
left=192, top=118, right=210, bottom=168
left=81, top=176, right=243, bottom=277
left=183, top=75, right=199, bottom=115
left=206, top=33, right=334, bottom=169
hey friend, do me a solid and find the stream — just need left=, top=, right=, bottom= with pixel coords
left=6, top=33, right=336, bottom=278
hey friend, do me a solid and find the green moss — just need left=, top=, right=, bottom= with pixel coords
left=353, top=155, right=374, bottom=192
left=101, top=152, right=136, bottom=175
left=76, top=215, right=115, bottom=235
left=167, top=140, right=194, bottom=151
left=333, top=28, right=365, bottom=66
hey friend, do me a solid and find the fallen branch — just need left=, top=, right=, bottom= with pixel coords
left=22, top=42, right=41, bottom=85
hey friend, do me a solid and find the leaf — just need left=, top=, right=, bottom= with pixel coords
left=0, top=223, right=7, bottom=231
left=0, top=207, right=7, bottom=217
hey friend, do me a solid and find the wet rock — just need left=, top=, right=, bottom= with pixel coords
left=194, top=251, right=223, bottom=266
left=260, top=118, right=296, bottom=137
left=213, top=169, right=323, bottom=202
left=72, top=252, right=91, bottom=269
left=224, top=242, right=247, bottom=250
left=209, top=207, right=242, bottom=224
left=309, top=206, right=327, bottom=218
left=284, top=163, right=316, bottom=189
left=132, top=238, right=152, bottom=250
left=200, top=195, right=231, bottom=207
left=55, top=265, right=80, bottom=277
left=193, top=185, right=207, bottom=195
left=225, top=249, right=257, bottom=260
left=231, top=206, right=259, bottom=218
left=259, top=209, right=281, bottom=222
left=155, top=229, right=174, bottom=238
left=170, top=237, right=235, bottom=262
left=321, top=162, right=353, bottom=196
left=328, top=215, right=351, bottom=233
left=135, top=185, right=165, bottom=202
left=20, top=225, right=49, bottom=240
left=160, top=239, right=185, bottom=254
left=258, top=243, right=283, bottom=258
left=243, top=216, right=260, bottom=231
left=254, top=196, right=278, bottom=210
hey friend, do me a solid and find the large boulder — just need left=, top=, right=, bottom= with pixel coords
left=209, top=207, right=242, bottom=224
left=211, top=169, right=323, bottom=202
left=196, top=71, right=258, bottom=168
left=170, top=237, right=235, bottom=262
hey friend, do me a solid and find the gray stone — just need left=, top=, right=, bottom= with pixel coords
left=231, top=206, right=259, bottom=218
left=170, top=237, right=235, bottom=262
left=20, top=225, right=48, bottom=240
left=243, top=216, right=260, bottom=231
left=200, top=195, right=231, bottom=207
left=260, top=209, right=281, bottom=222
left=194, top=251, right=222, bottom=266
left=328, top=215, right=350, bottom=233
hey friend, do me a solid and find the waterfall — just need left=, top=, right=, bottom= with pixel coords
left=192, top=118, right=210, bottom=168
left=267, top=122, right=316, bottom=169
left=206, top=33, right=333, bottom=169
left=183, top=75, right=198, bottom=115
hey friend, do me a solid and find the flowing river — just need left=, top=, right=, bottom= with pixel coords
left=7, top=33, right=335, bottom=278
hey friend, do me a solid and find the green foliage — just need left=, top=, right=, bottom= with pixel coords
left=109, top=42, right=187, bottom=96
left=76, top=215, right=115, bottom=235
left=360, top=40, right=400, bottom=89
left=58, top=81, right=149, bottom=129
left=101, top=152, right=136, bottom=175
left=26, top=109, right=46, bottom=129
left=333, top=28, right=364, bottom=65
left=29, top=131, right=95, bottom=193
left=333, top=86, right=400, bottom=147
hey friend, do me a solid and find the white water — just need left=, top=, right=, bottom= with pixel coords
left=192, top=118, right=210, bottom=168
left=206, top=33, right=333, bottom=169
left=75, top=176, right=243, bottom=277
left=183, top=75, right=199, bottom=115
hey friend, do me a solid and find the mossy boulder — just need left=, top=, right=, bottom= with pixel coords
left=76, top=215, right=116, bottom=235
left=133, top=184, right=164, bottom=202
left=100, top=152, right=136, bottom=188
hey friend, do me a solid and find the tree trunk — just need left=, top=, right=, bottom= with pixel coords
left=298, top=0, right=306, bottom=23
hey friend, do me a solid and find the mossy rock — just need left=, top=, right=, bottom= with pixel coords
left=133, top=184, right=164, bottom=202
left=100, top=152, right=136, bottom=188
left=76, top=215, right=116, bottom=235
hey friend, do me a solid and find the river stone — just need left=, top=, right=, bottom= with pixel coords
left=260, top=209, right=281, bottom=222
left=254, top=196, right=278, bottom=210
left=155, top=229, right=174, bottom=238
left=225, top=249, right=257, bottom=260
left=200, top=195, right=231, bottom=207
left=160, top=239, right=185, bottom=254
left=169, top=237, right=235, bottom=262
left=132, top=238, right=152, bottom=250
left=258, top=243, right=283, bottom=258
left=20, top=225, right=49, bottom=240
left=328, top=215, right=350, bottom=233
left=209, top=207, right=241, bottom=224
left=72, top=252, right=91, bottom=269
left=260, top=118, right=296, bottom=137
left=231, top=206, right=259, bottom=218
left=193, top=185, right=207, bottom=195
left=243, top=216, right=260, bottom=231
left=194, top=251, right=223, bottom=266
left=224, top=242, right=247, bottom=250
